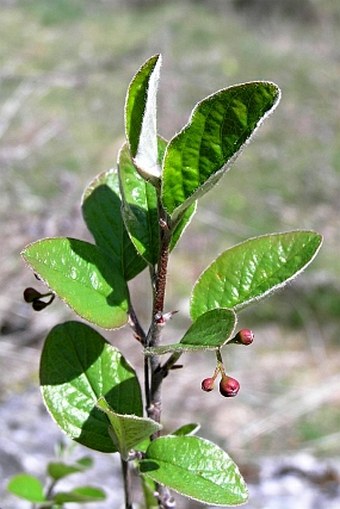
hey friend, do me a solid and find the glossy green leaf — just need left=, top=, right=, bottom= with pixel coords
left=145, top=308, right=236, bottom=355
left=53, top=486, right=106, bottom=503
left=172, top=423, right=200, bottom=436
left=82, top=168, right=147, bottom=280
left=40, top=321, right=143, bottom=453
left=118, top=141, right=161, bottom=265
left=119, top=140, right=196, bottom=264
left=47, top=460, right=90, bottom=481
left=96, top=397, right=161, bottom=459
left=170, top=200, right=197, bottom=250
left=7, top=474, right=46, bottom=503
left=125, top=54, right=162, bottom=180
left=139, top=436, right=248, bottom=506
left=161, top=82, right=281, bottom=221
left=191, top=231, right=323, bottom=319
left=21, top=237, right=128, bottom=329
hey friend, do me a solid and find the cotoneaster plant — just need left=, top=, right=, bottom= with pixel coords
left=18, top=55, right=322, bottom=509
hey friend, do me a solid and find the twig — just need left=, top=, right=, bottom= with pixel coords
left=121, top=457, right=133, bottom=509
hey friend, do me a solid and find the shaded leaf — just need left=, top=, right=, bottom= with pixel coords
left=141, top=476, right=159, bottom=509
left=22, top=237, right=129, bottom=329
left=47, top=460, right=90, bottom=481
left=96, top=397, right=161, bottom=459
left=145, top=308, right=236, bottom=355
left=191, top=231, right=323, bottom=319
left=82, top=168, right=147, bottom=280
left=75, top=456, right=93, bottom=468
left=53, top=486, right=106, bottom=503
left=162, top=81, right=281, bottom=221
left=40, top=321, right=143, bottom=453
left=119, top=139, right=197, bottom=264
left=139, top=436, right=248, bottom=506
left=125, top=54, right=162, bottom=180
left=172, top=423, right=200, bottom=436
left=118, top=141, right=161, bottom=265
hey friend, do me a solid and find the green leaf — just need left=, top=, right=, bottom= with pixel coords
left=40, top=321, right=143, bottom=453
left=170, top=200, right=197, bottom=251
left=82, top=168, right=147, bottom=280
left=47, top=461, right=89, bottom=481
left=172, top=423, right=200, bottom=436
left=96, top=397, right=161, bottom=459
left=119, top=139, right=197, bottom=264
left=21, top=237, right=129, bottom=329
left=7, top=474, right=46, bottom=503
left=161, top=81, right=281, bottom=221
left=53, top=486, right=106, bottom=503
left=118, top=141, right=161, bottom=265
left=145, top=308, right=236, bottom=355
left=139, top=436, right=248, bottom=506
left=191, top=231, right=323, bottom=319
left=125, top=54, right=162, bottom=180
left=75, top=456, right=94, bottom=468
left=141, top=476, right=159, bottom=509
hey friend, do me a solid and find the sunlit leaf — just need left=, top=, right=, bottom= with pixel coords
left=162, top=81, right=281, bottom=221
left=139, top=436, right=248, bottom=505
left=145, top=308, right=236, bottom=355
left=7, top=474, right=46, bottom=503
left=125, top=54, right=162, bottom=180
left=191, top=231, right=322, bottom=319
left=22, top=237, right=129, bottom=329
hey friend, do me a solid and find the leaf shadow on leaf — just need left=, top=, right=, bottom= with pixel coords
left=67, top=238, right=128, bottom=311
left=40, top=322, right=143, bottom=452
left=82, top=183, right=147, bottom=281
left=76, top=377, right=143, bottom=453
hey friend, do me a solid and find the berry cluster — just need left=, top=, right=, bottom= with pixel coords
left=201, top=329, right=254, bottom=398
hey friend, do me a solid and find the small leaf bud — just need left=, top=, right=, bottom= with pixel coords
left=233, top=328, right=254, bottom=346
left=219, top=375, right=240, bottom=397
left=201, top=377, right=215, bottom=392
left=23, top=287, right=43, bottom=303
left=32, top=299, right=49, bottom=311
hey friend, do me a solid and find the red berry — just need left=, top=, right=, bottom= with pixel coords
left=234, top=328, right=254, bottom=345
left=219, top=375, right=240, bottom=397
left=201, top=377, right=215, bottom=392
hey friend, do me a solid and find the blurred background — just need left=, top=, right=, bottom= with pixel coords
left=1, top=0, right=339, bottom=508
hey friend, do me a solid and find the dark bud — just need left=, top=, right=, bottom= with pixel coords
left=32, top=299, right=49, bottom=311
left=24, top=287, right=55, bottom=311
left=23, top=287, right=43, bottom=303
left=233, top=328, right=254, bottom=346
left=219, top=375, right=240, bottom=397
left=201, top=377, right=215, bottom=392
left=33, top=294, right=55, bottom=311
